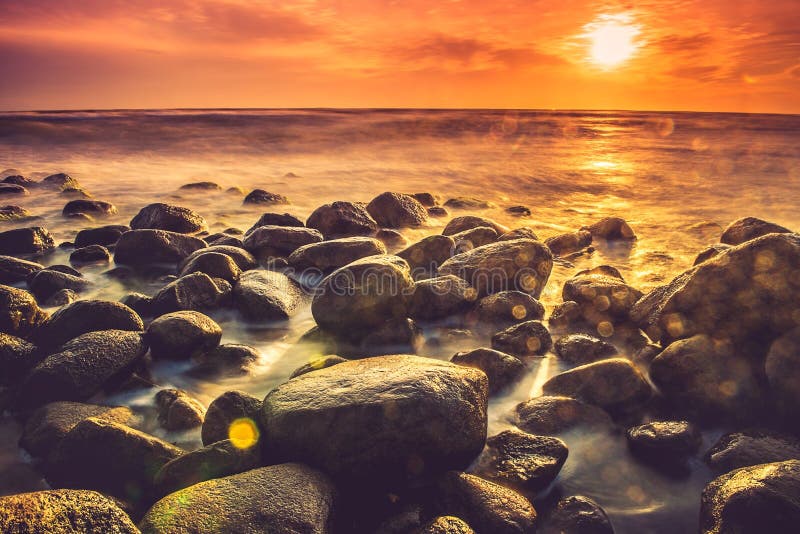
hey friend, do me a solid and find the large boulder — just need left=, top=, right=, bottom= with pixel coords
left=139, top=463, right=335, bottom=534
left=408, top=275, right=475, bottom=321
left=705, top=430, right=800, bottom=473
left=0, top=489, right=139, bottom=533
left=27, top=269, right=91, bottom=302
left=34, top=299, right=144, bottom=351
left=513, top=396, right=613, bottom=435
left=720, top=216, right=792, bottom=245
left=438, top=239, right=552, bottom=299
left=765, top=327, right=800, bottom=420
left=0, top=227, right=56, bottom=255
left=177, top=245, right=257, bottom=272
left=366, top=192, right=428, bottom=228
left=74, top=224, right=130, bottom=248
left=397, top=235, right=456, bottom=279
left=562, top=266, right=642, bottom=328
left=0, top=255, right=43, bottom=284
left=306, top=201, right=378, bottom=239
left=114, top=230, right=206, bottom=266
left=232, top=269, right=306, bottom=321
left=145, top=311, right=221, bottom=359
left=630, top=233, right=800, bottom=346
left=288, top=237, right=386, bottom=272
left=150, top=273, right=230, bottom=315
left=491, top=321, right=552, bottom=356
left=242, top=225, right=323, bottom=258
left=130, top=203, right=206, bottom=233
left=451, top=348, right=524, bottom=395
left=0, top=285, right=47, bottom=338
left=700, top=460, right=800, bottom=534
left=260, top=355, right=488, bottom=486
left=0, top=332, right=39, bottom=386
left=201, top=390, right=262, bottom=446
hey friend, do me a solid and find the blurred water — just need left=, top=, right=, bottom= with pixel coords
left=1, top=109, right=799, bottom=532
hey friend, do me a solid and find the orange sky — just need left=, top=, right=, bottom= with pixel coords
left=1, top=0, right=798, bottom=113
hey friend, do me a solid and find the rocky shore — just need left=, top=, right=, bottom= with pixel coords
left=1, top=173, right=799, bottom=533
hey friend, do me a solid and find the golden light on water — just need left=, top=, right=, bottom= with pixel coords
left=585, top=14, right=641, bottom=68
left=228, top=418, right=260, bottom=449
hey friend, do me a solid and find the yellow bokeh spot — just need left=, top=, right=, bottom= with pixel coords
left=597, top=321, right=614, bottom=337
left=512, top=304, right=528, bottom=320
left=228, top=418, right=260, bottom=449
left=526, top=337, right=542, bottom=352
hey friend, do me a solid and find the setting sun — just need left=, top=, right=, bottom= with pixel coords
left=586, top=15, right=641, bottom=68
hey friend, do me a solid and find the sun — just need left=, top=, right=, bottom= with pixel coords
left=585, top=15, right=641, bottom=68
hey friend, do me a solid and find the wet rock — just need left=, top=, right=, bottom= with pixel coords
left=398, top=235, right=456, bottom=279
left=307, top=200, right=378, bottom=238
left=156, top=389, right=206, bottom=430
left=492, top=320, right=552, bottom=356
left=693, top=244, right=731, bottom=265
left=543, top=495, right=614, bottom=534
left=451, top=227, right=499, bottom=253
left=17, top=330, right=147, bottom=409
left=0, top=205, right=32, bottom=222
left=451, top=348, right=524, bottom=395
left=562, top=266, right=642, bottom=329
left=190, top=343, right=259, bottom=377
left=443, top=197, right=495, bottom=210
left=548, top=301, right=582, bottom=333
left=179, top=181, right=220, bottom=191
left=242, top=189, right=289, bottom=205
left=720, top=216, right=792, bottom=245
left=260, top=355, right=488, bottom=485
left=61, top=188, right=91, bottom=200
left=0, top=332, right=39, bottom=386
left=554, top=334, right=618, bottom=365
left=705, top=430, right=800, bottom=473
left=114, top=229, right=206, bottom=266
left=367, top=192, right=428, bottom=228
left=0, top=285, right=47, bottom=338
left=376, top=228, right=407, bottom=247
left=206, top=234, right=243, bottom=247
left=627, top=420, right=701, bottom=459
left=0, top=489, right=139, bottom=533
left=243, top=224, right=323, bottom=258
left=146, top=311, right=221, bottom=359
left=542, top=358, right=651, bottom=413
left=411, top=192, right=438, bottom=207
left=139, top=463, right=335, bottom=534
left=232, top=269, right=306, bottom=321
left=0, top=183, right=28, bottom=196
left=631, top=233, right=800, bottom=346
left=47, top=417, right=183, bottom=505
left=43, top=288, right=77, bottom=307
left=499, top=228, right=539, bottom=242
left=418, top=516, right=475, bottom=533
left=288, top=236, right=386, bottom=272
left=41, top=172, right=80, bottom=191
left=545, top=230, right=592, bottom=256
left=311, top=255, right=415, bottom=340
left=428, top=206, right=449, bottom=218
left=649, top=335, right=765, bottom=421
left=582, top=217, right=635, bottom=240
left=74, top=224, right=130, bottom=248
left=150, top=272, right=230, bottom=315
left=470, top=291, right=545, bottom=334
left=201, top=390, right=262, bottom=446
left=507, top=205, right=531, bottom=217
left=0, top=227, right=56, bottom=255
left=700, top=460, right=800, bottom=534
left=409, top=275, right=474, bottom=321
left=443, top=216, right=508, bottom=236
left=290, top=355, right=348, bottom=378
left=432, top=471, right=537, bottom=534
left=246, top=212, right=305, bottom=234
left=34, top=299, right=143, bottom=351
left=130, top=202, right=207, bottom=234
left=179, top=251, right=241, bottom=282
left=765, top=327, right=800, bottom=421
left=153, top=438, right=261, bottom=497
left=120, top=292, right=154, bottom=317
left=62, top=199, right=116, bottom=217
left=178, top=244, right=257, bottom=272
left=38, top=264, right=81, bottom=278
left=0, top=255, right=43, bottom=284
left=439, top=239, right=553, bottom=299
left=20, top=401, right=137, bottom=458
left=352, top=318, right=424, bottom=357
left=1, top=174, right=36, bottom=187
left=472, top=429, right=568, bottom=492
left=69, top=244, right=110, bottom=265
left=513, top=396, right=613, bottom=435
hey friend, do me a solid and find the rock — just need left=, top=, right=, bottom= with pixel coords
left=69, top=244, right=111, bottom=265
left=443, top=216, right=508, bottom=237
left=507, top=206, right=531, bottom=217
left=41, top=264, right=82, bottom=278
left=492, top=320, right=552, bottom=356
left=367, top=192, right=428, bottom=228
left=307, top=201, right=378, bottom=238
left=649, top=335, right=765, bottom=421
left=178, top=244, right=257, bottom=272
left=2, top=175, right=35, bottom=187
left=0, top=205, right=32, bottom=222
left=288, top=237, right=386, bottom=272
left=548, top=301, right=582, bottom=333
left=290, top=355, right=348, bottom=378
left=150, top=273, right=230, bottom=315
left=34, top=299, right=144, bottom=351
left=450, top=227, right=499, bottom=253
left=0, top=183, right=28, bottom=195
left=469, top=291, right=545, bottom=334
left=542, top=358, right=651, bottom=413
left=44, top=289, right=77, bottom=307
left=720, top=216, right=792, bottom=245
left=543, top=496, right=614, bottom=534
left=398, top=235, right=456, bottom=279
left=243, top=225, right=323, bottom=258
left=179, top=251, right=241, bottom=282
left=206, top=234, right=243, bottom=247
left=354, top=318, right=424, bottom=357
left=20, top=401, right=137, bottom=458
left=513, top=396, right=613, bottom=435
left=201, top=390, right=262, bottom=446
left=41, top=173, right=80, bottom=191
left=153, top=438, right=261, bottom=497
left=433, top=471, right=537, bottom=534
left=311, top=256, right=415, bottom=340
left=418, top=516, right=475, bottom=533
left=242, top=189, right=289, bottom=205
left=226, top=186, right=245, bottom=195
left=499, top=228, right=539, bottom=242
left=130, top=203, right=207, bottom=233
left=428, top=206, right=449, bottom=218
left=472, top=429, right=568, bottom=492
left=376, top=228, right=407, bottom=247
left=554, top=334, right=618, bottom=365
left=179, top=181, right=221, bottom=191
left=582, top=217, right=635, bottom=240
left=626, top=420, right=701, bottom=459
left=705, top=430, right=800, bottom=473
left=260, top=355, right=488, bottom=485
left=114, top=230, right=206, bottom=266
left=146, top=311, right=221, bottom=359
left=155, top=389, right=206, bottom=430
left=232, top=269, right=306, bottom=321
left=0, top=285, right=47, bottom=338
left=27, top=269, right=90, bottom=302
left=139, top=463, right=335, bottom=534
left=631, top=233, right=800, bottom=346
left=61, top=188, right=91, bottom=200
left=47, top=418, right=183, bottom=505
left=120, top=292, right=154, bottom=317
left=62, top=199, right=116, bottom=217
left=190, top=343, right=260, bottom=377
left=0, top=255, right=43, bottom=284
left=17, top=330, right=147, bottom=409
left=545, top=230, right=592, bottom=256
left=0, top=332, right=39, bottom=386
left=0, top=227, right=56, bottom=255
left=562, top=266, right=642, bottom=329
left=765, top=327, right=800, bottom=420
left=411, top=192, right=438, bottom=207
left=409, top=275, right=475, bottom=321
left=0, top=489, right=139, bottom=533
left=700, top=460, right=800, bottom=534
left=451, top=348, right=524, bottom=395
left=246, top=212, right=305, bottom=234
left=74, top=224, right=130, bottom=248
left=693, top=244, right=731, bottom=265
left=443, top=197, right=495, bottom=210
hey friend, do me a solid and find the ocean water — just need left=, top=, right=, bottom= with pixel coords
left=1, top=109, right=799, bottom=532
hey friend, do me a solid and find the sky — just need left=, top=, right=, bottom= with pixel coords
left=0, top=0, right=798, bottom=113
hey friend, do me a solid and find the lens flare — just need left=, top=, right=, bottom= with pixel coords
left=228, top=418, right=260, bottom=449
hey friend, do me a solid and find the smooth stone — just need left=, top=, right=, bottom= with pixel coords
left=507, top=205, right=532, bottom=217
left=705, top=430, right=800, bottom=473
left=290, top=355, right=348, bottom=378
left=0, top=285, right=48, bottom=338
left=409, top=275, right=475, bottom=321
left=554, top=334, right=618, bottom=365
left=548, top=301, right=582, bottom=333
left=155, top=389, right=206, bottom=430
left=418, top=516, right=475, bottom=533
left=0, top=256, right=42, bottom=285
left=246, top=212, right=305, bottom=234
left=397, top=234, right=456, bottom=279
left=720, top=216, right=792, bottom=245
left=242, top=225, right=323, bottom=258
left=491, top=320, right=552, bottom=356
left=242, top=189, right=289, bottom=205
left=443, top=215, right=509, bottom=236
left=0, top=227, right=56, bottom=255
left=27, top=269, right=90, bottom=302
left=1, top=175, right=36, bottom=187
left=469, top=291, right=545, bottom=334
left=146, top=311, right=221, bottom=359
left=626, top=420, right=701, bottom=458
left=201, top=390, right=262, bottom=446
left=74, top=224, right=130, bottom=248
left=150, top=273, right=230, bottom=315
left=499, top=228, right=539, bottom=241
left=411, top=192, right=438, bottom=207
left=190, top=343, right=260, bottom=377
left=206, top=234, right=243, bottom=247
left=693, top=243, right=731, bottom=265
left=450, top=227, right=499, bottom=252
left=443, top=197, right=496, bottom=210
left=582, top=217, right=635, bottom=240
left=562, top=266, right=642, bottom=328
left=428, top=206, right=449, bottom=218
left=288, top=237, right=386, bottom=272
left=114, top=229, right=206, bottom=266
left=232, top=269, right=306, bottom=321
left=306, top=201, right=378, bottom=239
left=43, top=288, right=77, bottom=307
left=366, top=191, right=428, bottom=228
left=34, top=299, right=143, bottom=351
left=0, top=183, right=28, bottom=195
left=62, top=199, right=116, bottom=217
left=130, top=203, right=207, bottom=234
left=376, top=228, right=407, bottom=247
left=178, top=181, right=220, bottom=191
left=545, top=230, right=592, bottom=256
left=41, top=173, right=81, bottom=191
left=178, top=244, right=257, bottom=272
left=451, top=348, right=524, bottom=395
left=542, top=495, right=614, bottom=534
left=0, top=332, right=39, bottom=386
left=69, top=244, right=110, bottom=264
left=121, top=292, right=154, bottom=318
left=513, top=396, right=614, bottom=435
left=179, top=251, right=241, bottom=282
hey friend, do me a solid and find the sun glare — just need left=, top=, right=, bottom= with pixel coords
left=586, top=14, right=641, bottom=68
